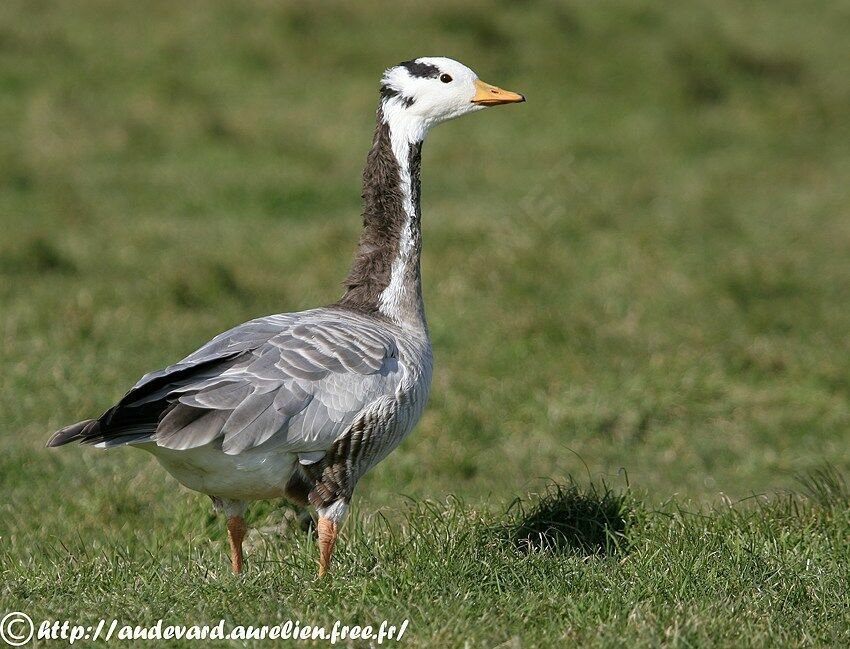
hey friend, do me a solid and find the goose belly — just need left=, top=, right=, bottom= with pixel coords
left=139, top=443, right=298, bottom=501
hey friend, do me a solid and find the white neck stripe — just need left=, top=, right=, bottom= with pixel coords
left=377, top=101, right=428, bottom=328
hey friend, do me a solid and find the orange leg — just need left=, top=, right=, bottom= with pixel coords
left=227, top=516, right=247, bottom=574
left=317, top=517, right=339, bottom=577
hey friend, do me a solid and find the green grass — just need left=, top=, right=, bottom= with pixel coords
left=3, top=475, right=849, bottom=647
left=1, top=0, right=849, bottom=646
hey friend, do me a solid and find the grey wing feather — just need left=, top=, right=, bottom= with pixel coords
left=205, top=314, right=401, bottom=455
left=177, top=381, right=252, bottom=410
left=51, top=309, right=404, bottom=458
left=157, top=408, right=228, bottom=450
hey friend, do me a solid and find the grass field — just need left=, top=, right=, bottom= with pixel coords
left=2, top=0, right=849, bottom=646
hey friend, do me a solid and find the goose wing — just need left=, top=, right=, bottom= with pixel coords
left=50, top=309, right=403, bottom=456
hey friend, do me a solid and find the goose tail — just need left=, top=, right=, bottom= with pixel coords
left=46, top=419, right=96, bottom=447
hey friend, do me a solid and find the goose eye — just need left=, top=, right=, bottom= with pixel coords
left=440, top=74, right=452, bottom=83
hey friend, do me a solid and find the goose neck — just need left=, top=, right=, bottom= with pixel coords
left=338, top=104, right=428, bottom=332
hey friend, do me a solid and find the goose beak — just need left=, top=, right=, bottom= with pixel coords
left=471, top=79, right=526, bottom=106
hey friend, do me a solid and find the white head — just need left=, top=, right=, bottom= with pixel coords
left=379, top=57, right=524, bottom=137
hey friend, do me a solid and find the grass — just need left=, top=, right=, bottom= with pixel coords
left=3, top=476, right=849, bottom=647
left=1, top=0, right=849, bottom=646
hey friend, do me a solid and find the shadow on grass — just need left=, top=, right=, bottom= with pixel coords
left=502, top=479, right=632, bottom=556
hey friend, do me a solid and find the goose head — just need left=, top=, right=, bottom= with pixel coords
left=379, top=57, right=524, bottom=132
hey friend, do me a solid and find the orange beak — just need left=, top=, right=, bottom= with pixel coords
left=471, top=79, right=526, bottom=106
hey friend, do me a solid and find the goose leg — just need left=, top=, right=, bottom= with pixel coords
left=227, top=515, right=246, bottom=574
left=212, top=498, right=248, bottom=574
left=284, top=470, right=317, bottom=535
left=297, top=508, right=317, bottom=534
left=316, top=500, right=349, bottom=577
left=317, top=517, right=338, bottom=577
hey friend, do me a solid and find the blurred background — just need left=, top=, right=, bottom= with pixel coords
left=1, top=0, right=849, bottom=538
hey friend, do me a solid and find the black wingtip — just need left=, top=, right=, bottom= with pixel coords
left=46, top=419, right=95, bottom=447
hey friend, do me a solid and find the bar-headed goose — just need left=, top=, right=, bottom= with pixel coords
left=48, top=57, right=524, bottom=577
